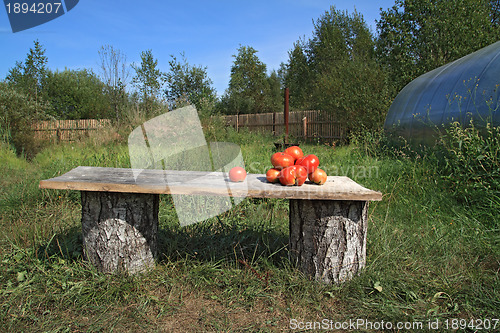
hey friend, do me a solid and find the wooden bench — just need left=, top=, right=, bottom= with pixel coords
left=39, top=166, right=382, bottom=284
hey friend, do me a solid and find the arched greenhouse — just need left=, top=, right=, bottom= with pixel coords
left=384, top=41, right=500, bottom=144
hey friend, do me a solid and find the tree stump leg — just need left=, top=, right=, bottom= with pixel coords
left=289, top=199, right=368, bottom=284
left=81, top=191, right=159, bottom=274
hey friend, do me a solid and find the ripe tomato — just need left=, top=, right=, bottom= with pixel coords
left=284, top=146, right=303, bottom=162
left=266, top=168, right=281, bottom=183
left=295, top=154, right=319, bottom=173
left=229, top=167, right=247, bottom=182
left=308, top=168, right=327, bottom=185
left=279, top=165, right=308, bottom=186
left=271, top=152, right=295, bottom=170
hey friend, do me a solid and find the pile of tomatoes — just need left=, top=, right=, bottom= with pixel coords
left=266, top=146, right=327, bottom=186
left=227, top=146, right=327, bottom=185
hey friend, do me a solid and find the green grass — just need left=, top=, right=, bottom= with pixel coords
left=0, top=130, right=498, bottom=332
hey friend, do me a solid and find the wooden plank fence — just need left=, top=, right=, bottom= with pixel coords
left=31, top=119, right=111, bottom=142
left=221, top=110, right=345, bottom=141
left=31, top=111, right=344, bottom=143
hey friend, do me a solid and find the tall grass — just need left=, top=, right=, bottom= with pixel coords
left=357, top=119, right=500, bottom=227
left=0, top=121, right=498, bottom=331
left=435, top=121, right=500, bottom=224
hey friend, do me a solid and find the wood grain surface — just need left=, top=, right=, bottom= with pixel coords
left=40, top=166, right=382, bottom=201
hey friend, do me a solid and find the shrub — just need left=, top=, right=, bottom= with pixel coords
left=0, top=83, right=49, bottom=159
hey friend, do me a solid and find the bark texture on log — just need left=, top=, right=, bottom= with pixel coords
left=81, top=191, right=159, bottom=274
left=289, top=199, right=368, bottom=284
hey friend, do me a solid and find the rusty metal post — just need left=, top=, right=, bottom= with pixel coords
left=284, top=87, right=289, bottom=144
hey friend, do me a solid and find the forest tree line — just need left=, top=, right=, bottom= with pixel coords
left=2, top=0, right=500, bottom=139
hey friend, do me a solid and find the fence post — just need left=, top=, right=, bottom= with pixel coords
left=303, top=117, right=307, bottom=140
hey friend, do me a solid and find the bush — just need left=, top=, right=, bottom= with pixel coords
left=0, top=83, right=49, bottom=159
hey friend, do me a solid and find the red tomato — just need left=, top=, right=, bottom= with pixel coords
left=266, top=168, right=281, bottom=183
left=271, top=152, right=295, bottom=170
left=294, top=166, right=308, bottom=186
left=284, top=146, right=303, bottom=162
left=295, top=154, right=319, bottom=173
left=308, top=168, right=327, bottom=185
left=229, top=167, right=247, bottom=182
left=279, top=165, right=308, bottom=186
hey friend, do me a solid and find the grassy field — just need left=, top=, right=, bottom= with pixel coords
left=0, top=125, right=499, bottom=332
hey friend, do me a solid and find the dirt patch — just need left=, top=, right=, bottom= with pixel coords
left=157, top=292, right=290, bottom=332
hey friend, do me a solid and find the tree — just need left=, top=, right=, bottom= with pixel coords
left=5, top=39, right=48, bottom=103
left=492, top=0, right=500, bottom=25
left=164, top=53, right=217, bottom=114
left=265, top=70, right=283, bottom=114
left=0, top=82, right=48, bottom=157
left=98, top=45, right=130, bottom=121
left=282, top=40, right=312, bottom=109
left=44, top=69, right=110, bottom=119
left=132, top=50, right=164, bottom=117
left=376, top=0, right=500, bottom=93
left=283, top=7, right=390, bottom=132
left=225, top=45, right=269, bottom=114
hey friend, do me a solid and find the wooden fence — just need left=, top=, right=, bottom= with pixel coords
left=31, top=111, right=344, bottom=143
left=221, top=110, right=345, bottom=141
left=31, top=119, right=111, bottom=142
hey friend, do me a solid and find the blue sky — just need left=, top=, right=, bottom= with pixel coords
left=0, top=0, right=396, bottom=95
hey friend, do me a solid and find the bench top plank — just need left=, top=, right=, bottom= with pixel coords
left=39, top=166, right=382, bottom=201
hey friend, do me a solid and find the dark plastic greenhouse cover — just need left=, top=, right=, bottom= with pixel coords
left=384, top=41, right=500, bottom=143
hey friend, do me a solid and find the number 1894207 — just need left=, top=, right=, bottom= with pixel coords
left=444, top=318, right=498, bottom=330
left=5, top=2, right=62, bottom=14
